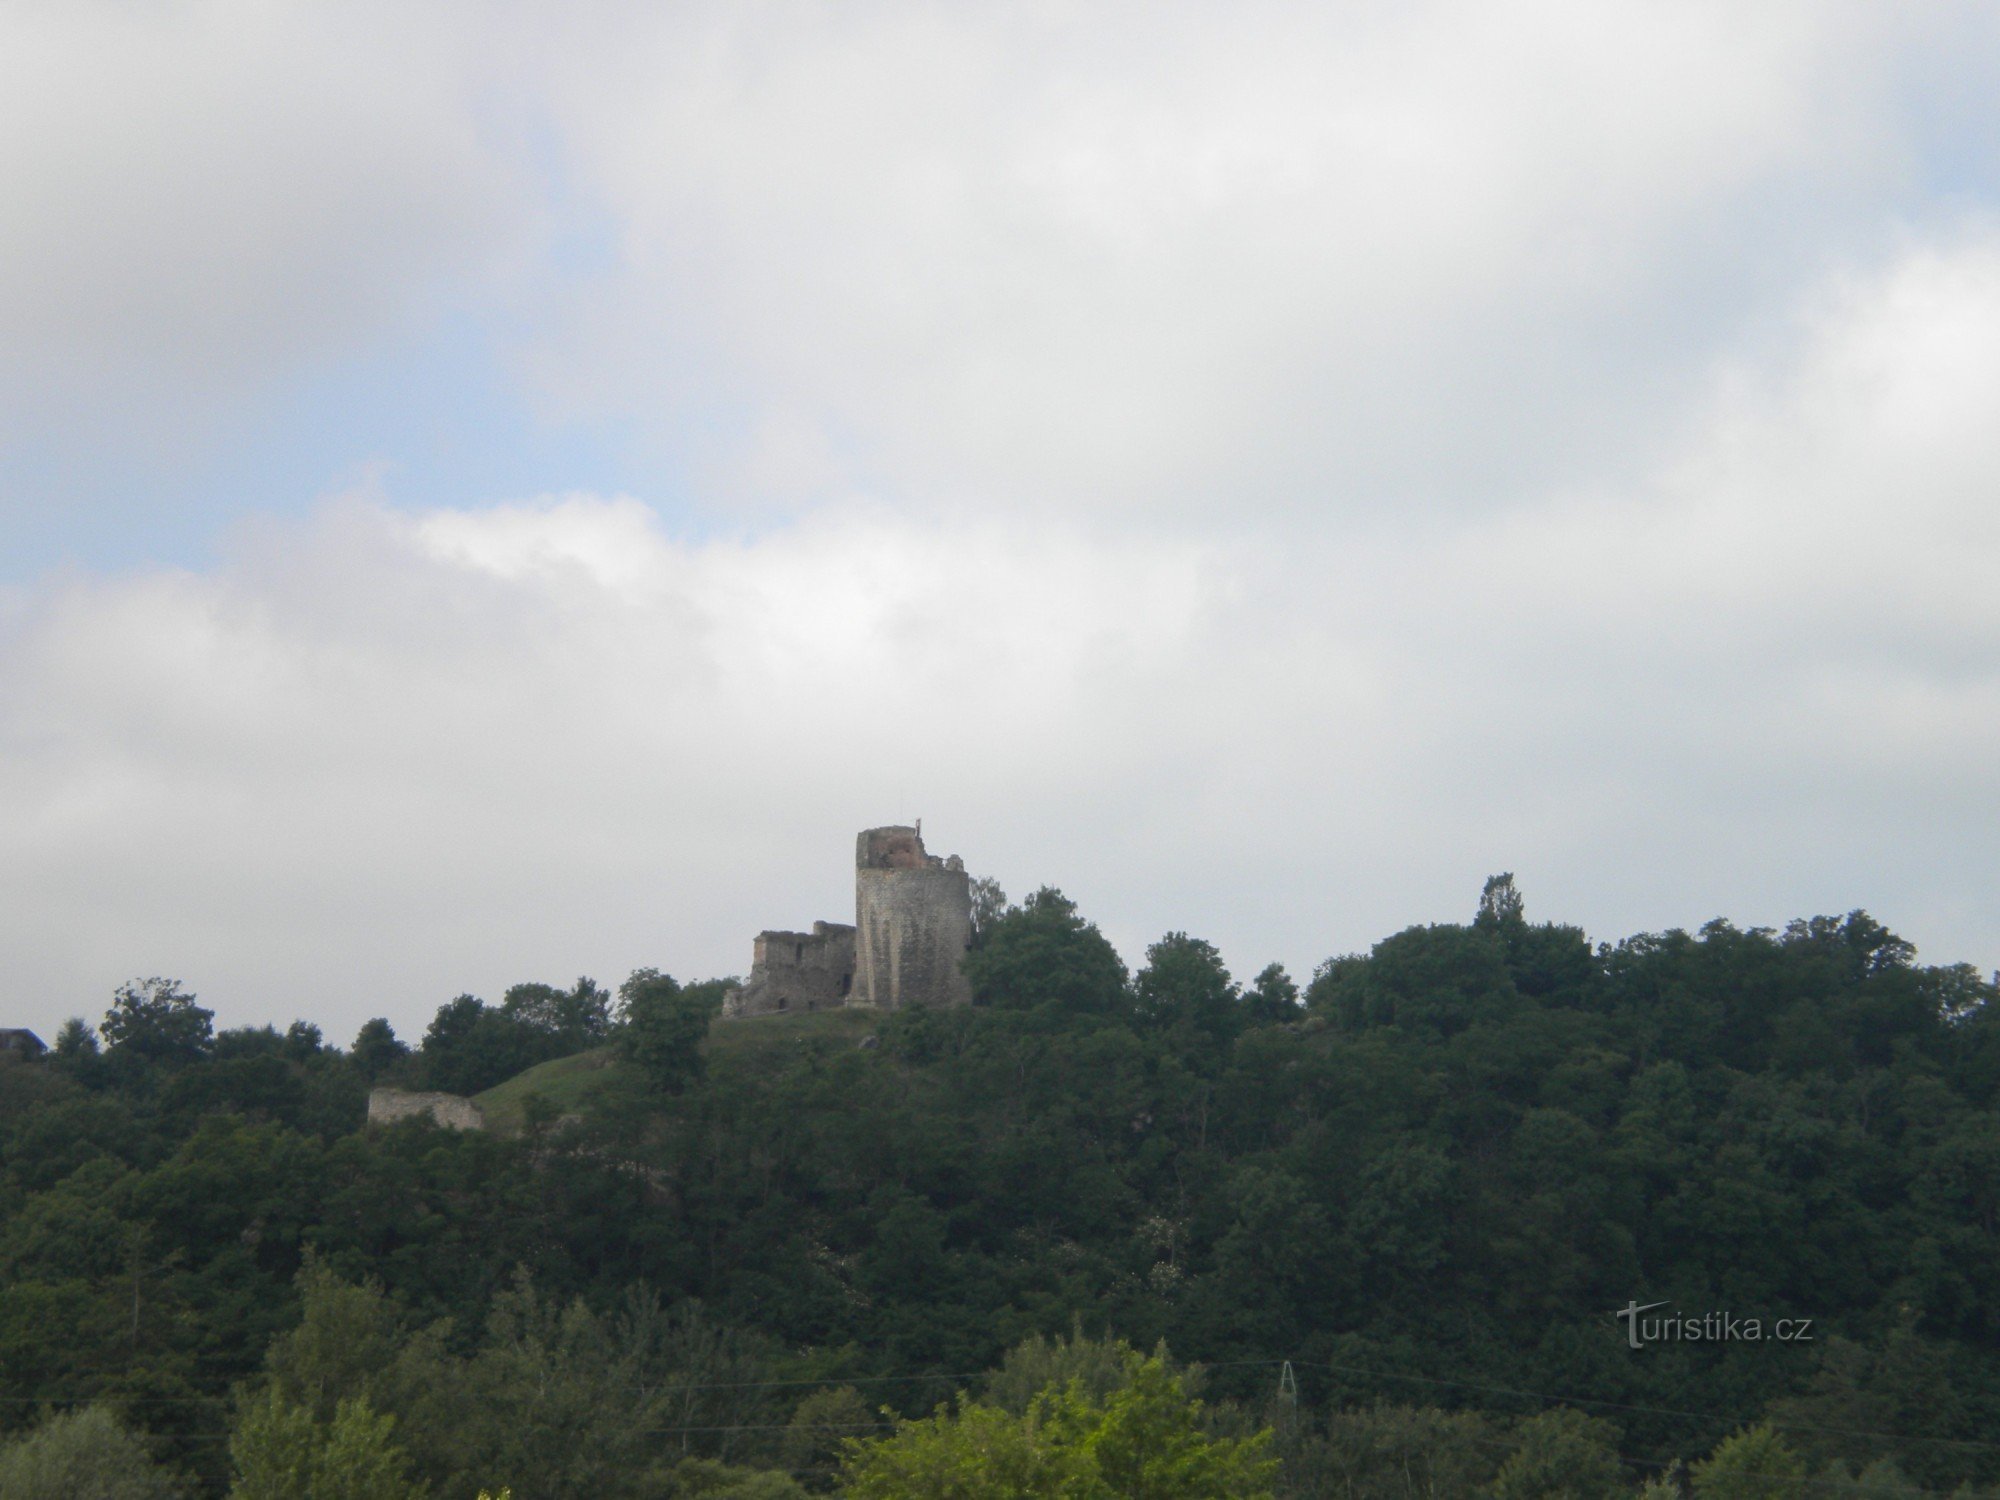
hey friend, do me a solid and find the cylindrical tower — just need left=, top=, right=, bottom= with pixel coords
left=852, top=825, right=972, bottom=1010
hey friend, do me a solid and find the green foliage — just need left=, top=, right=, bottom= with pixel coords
left=1069, top=1356, right=1276, bottom=1499
left=1242, top=965, right=1300, bottom=1026
left=101, top=978, right=214, bottom=1063
left=1762, top=1331, right=1977, bottom=1488
left=841, top=1400, right=1076, bottom=1499
left=51, top=1017, right=98, bottom=1059
left=1489, top=1409, right=1625, bottom=1500
left=781, top=1387, right=879, bottom=1483
left=967, top=877, right=1008, bottom=949
left=244, top=1261, right=796, bottom=1498
left=349, top=1021, right=407, bottom=1084
left=284, top=1022, right=325, bottom=1060
left=10, top=883, right=2000, bottom=1494
left=841, top=1353, right=1274, bottom=1499
left=962, top=887, right=1128, bottom=1014
left=1289, top=1403, right=1500, bottom=1500
left=500, top=977, right=613, bottom=1045
left=1815, top=1457, right=1924, bottom=1500
left=982, top=1325, right=1152, bottom=1416
left=618, top=968, right=720, bottom=1094
left=0, top=1405, right=181, bottom=1500
left=1476, top=871, right=1526, bottom=928
left=468, top=1046, right=628, bottom=1131
left=1134, top=933, right=1242, bottom=1046
left=1317, top=923, right=1518, bottom=1036
left=1691, top=1425, right=1807, bottom=1500
left=228, top=1388, right=421, bottom=1500
left=669, top=1457, right=811, bottom=1496
left=261, top=1260, right=407, bottom=1419
left=415, top=992, right=580, bottom=1095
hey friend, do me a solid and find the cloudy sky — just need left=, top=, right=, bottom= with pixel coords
left=5, top=1, right=1999, bottom=1046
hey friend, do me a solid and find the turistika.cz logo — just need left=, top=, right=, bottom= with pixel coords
left=1615, top=1301, right=1814, bottom=1349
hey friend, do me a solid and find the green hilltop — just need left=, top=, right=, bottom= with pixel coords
left=4, top=879, right=1999, bottom=1497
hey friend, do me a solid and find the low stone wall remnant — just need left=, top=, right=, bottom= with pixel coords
left=367, top=1087, right=484, bottom=1131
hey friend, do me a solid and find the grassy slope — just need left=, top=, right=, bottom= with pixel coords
left=704, top=1005, right=880, bottom=1061
left=472, top=1007, right=885, bottom=1131
left=471, top=1048, right=627, bottom=1131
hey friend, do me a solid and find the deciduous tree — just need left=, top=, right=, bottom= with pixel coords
left=101, top=978, right=213, bottom=1063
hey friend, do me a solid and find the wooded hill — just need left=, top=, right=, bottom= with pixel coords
left=3, top=876, right=1997, bottom=1496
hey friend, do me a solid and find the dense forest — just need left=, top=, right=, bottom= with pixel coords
left=2, top=876, right=1998, bottom=1497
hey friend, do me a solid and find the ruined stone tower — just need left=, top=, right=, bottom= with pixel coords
left=852, top=825, right=973, bottom=1010
left=723, top=824, right=972, bottom=1017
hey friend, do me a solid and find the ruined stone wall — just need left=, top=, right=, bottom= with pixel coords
left=367, top=1088, right=484, bottom=1131
left=852, top=825, right=972, bottom=1010
left=725, top=919, right=857, bottom=1017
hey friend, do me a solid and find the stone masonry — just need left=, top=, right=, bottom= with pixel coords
left=367, top=1087, right=485, bottom=1131
left=724, top=824, right=973, bottom=1017
left=726, top=919, right=857, bottom=1016
left=852, top=825, right=973, bottom=1010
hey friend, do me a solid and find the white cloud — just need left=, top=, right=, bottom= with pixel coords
left=5, top=228, right=2000, bottom=1044
left=0, top=485, right=1238, bottom=1040
left=4, top=3, right=2000, bottom=1045
left=3, top=0, right=1986, bottom=514
left=524, top=0, right=1919, bottom=516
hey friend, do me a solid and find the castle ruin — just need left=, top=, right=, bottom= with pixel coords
left=725, top=824, right=973, bottom=1017
left=367, top=1087, right=485, bottom=1131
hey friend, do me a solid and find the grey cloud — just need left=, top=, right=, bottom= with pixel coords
left=523, top=1, right=1945, bottom=518
left=4, top=232, right=1999, bottom=1045
left=4, top=3, right=1999, bottom=1047
left=0, top=2, right=534, bottom=441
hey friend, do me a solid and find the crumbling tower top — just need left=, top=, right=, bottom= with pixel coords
left=857, top=825, right=958, bottom=871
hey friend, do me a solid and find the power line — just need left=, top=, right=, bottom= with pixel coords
left=1286, top=1357, right=2000, bottom=1454
left=5, top=1354, right=1995, bottom=1460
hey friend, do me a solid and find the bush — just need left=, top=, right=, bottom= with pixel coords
left=0, top=1405, right=181, bottom=1500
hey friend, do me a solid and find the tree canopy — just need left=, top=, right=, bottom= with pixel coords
left=2, top=880, right=1998, bottom=1495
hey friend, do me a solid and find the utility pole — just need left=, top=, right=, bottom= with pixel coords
left=128, top=1226, right=144, bottom=1353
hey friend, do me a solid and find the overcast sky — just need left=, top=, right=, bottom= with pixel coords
left=5, top=2, right=1999, bottom=1046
